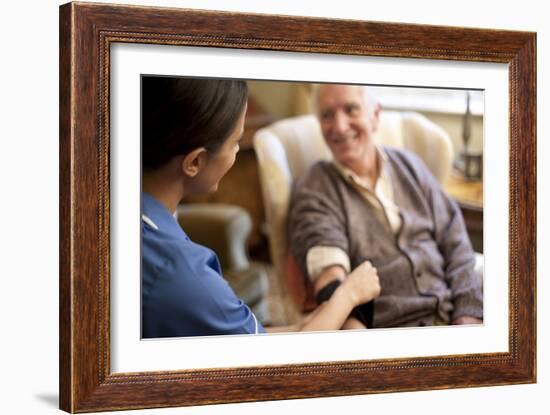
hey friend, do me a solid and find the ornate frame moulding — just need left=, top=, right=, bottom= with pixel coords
left=59, top=2, right=536, bottom=412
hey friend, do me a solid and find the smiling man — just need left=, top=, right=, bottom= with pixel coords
left=287, top=83, right=483, bottom=329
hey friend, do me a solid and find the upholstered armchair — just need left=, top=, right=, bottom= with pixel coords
left=176, top=204, right=270, bottom=323
left=253, top=111, right=481, bottom=323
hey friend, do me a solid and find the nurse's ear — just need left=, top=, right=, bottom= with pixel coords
left=180, top=147, right=208, bottom=178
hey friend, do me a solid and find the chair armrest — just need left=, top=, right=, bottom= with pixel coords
left=176, top=204, right=251, bottom=271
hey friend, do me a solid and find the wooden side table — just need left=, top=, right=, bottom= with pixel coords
left=444, top=170, right=483, bottom=253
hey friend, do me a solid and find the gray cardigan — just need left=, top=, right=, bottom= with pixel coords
left=288, top=147, right=483, bottom=328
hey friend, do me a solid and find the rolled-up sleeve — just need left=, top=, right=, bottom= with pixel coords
left=306, top=246, right=351, bottom=282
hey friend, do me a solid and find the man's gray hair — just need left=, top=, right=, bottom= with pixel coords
left=310, top=83, right=379, bottom=116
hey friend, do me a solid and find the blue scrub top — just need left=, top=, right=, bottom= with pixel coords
left=141, top=192, right=264, bottom=338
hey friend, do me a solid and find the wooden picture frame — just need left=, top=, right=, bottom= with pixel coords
left=59, top=2, right=536, bottom=412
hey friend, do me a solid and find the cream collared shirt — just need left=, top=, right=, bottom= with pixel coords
left=306, top=147, right=402, bottom=282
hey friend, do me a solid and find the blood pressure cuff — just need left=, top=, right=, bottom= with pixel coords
left=315, top=279, right=374, bottom=329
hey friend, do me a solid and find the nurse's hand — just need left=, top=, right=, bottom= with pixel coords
left=341, top=261, right=381, bottom=306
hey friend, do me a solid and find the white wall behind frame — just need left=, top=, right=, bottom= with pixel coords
left=1, top=0, right=545, bottom=414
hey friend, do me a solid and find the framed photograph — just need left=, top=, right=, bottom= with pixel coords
left=59, top=2, right=536, bottom=412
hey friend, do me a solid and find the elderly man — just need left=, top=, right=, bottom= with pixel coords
left=288, top=84, right=483, bottom=329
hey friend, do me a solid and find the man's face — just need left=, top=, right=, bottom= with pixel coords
left=317, top=84, right=379, bottom=168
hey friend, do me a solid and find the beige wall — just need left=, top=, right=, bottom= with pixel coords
left=419, top=112, right=483, bottom=156
left=248, top=81, right=295, bottom=118
left=248, top=81, right=313, bottom=118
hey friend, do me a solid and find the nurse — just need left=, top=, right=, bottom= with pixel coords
left=141, top=76, right=381, bottom=338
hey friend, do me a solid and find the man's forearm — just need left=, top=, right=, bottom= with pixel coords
left=342, top=316, right=367, bottom=330
left=313, top=265, right=347, bottom=293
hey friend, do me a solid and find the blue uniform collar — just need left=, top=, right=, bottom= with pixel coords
left=142, top=192, right=189, bottom=240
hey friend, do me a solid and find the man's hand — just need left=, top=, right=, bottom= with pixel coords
left=341, top=260, right=381, bottom=307
left=452, top=316, right=483, bottom=325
